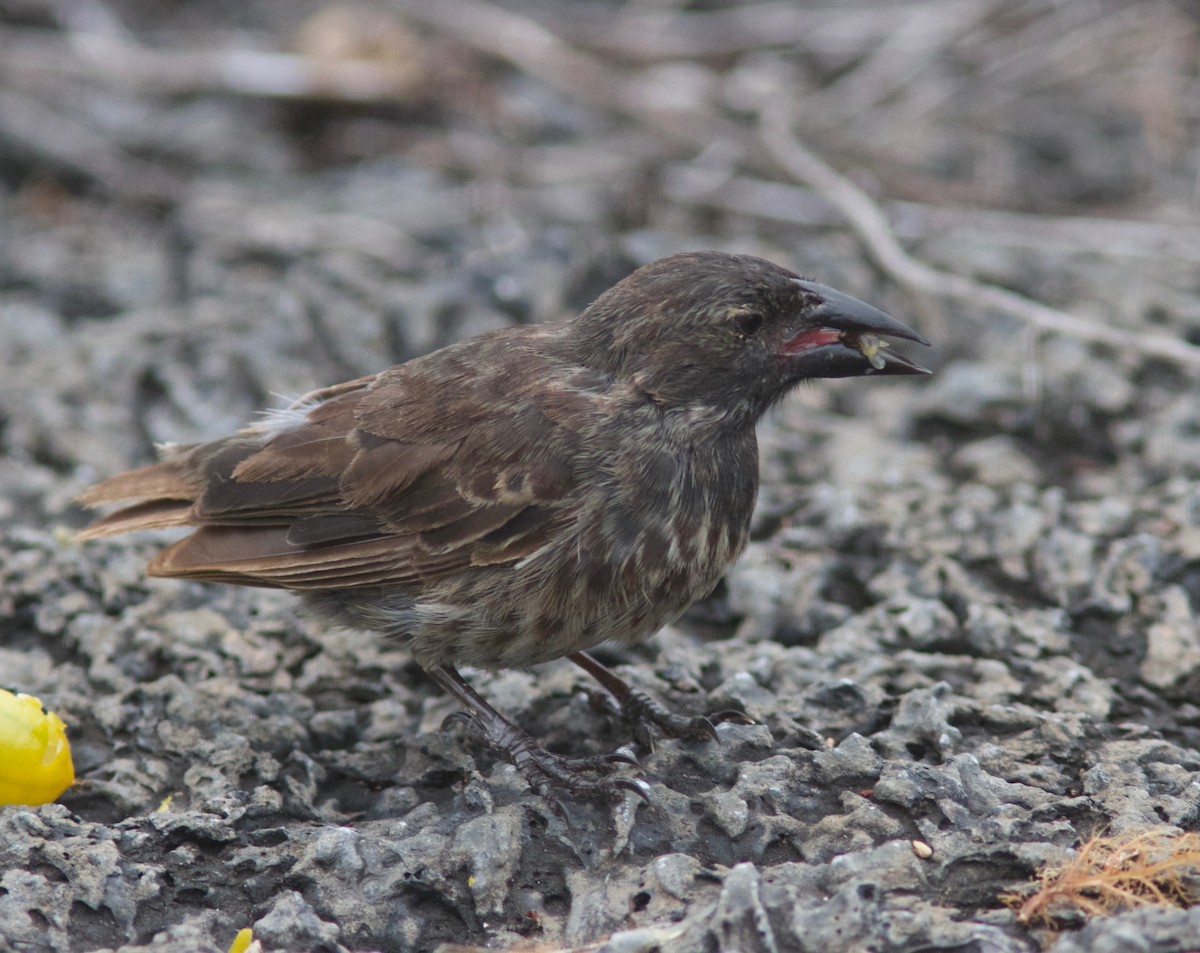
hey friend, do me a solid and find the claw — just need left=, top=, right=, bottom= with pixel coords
left=544, top=791, right=573, bottom=824
left=710, top=710, right=756, bottom=726
left=614, top=777, right=654, bottom=804
left=603, top=750, right=640, bottom=767
left=562, top=752, right=623, bottom=773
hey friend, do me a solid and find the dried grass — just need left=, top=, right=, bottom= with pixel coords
left=1005, top=827, right=1200, bottom=928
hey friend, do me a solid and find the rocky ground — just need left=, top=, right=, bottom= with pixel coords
left=2, top=1, right=1200, bottom=951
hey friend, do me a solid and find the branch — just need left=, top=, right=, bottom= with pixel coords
left=758, top=103, right=1200, bottom=371
left=663, top=166, right=1200, bottom=264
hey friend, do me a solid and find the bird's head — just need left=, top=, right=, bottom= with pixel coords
left=573, top=251, right=930, bottom=423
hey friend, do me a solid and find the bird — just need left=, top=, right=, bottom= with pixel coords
left=77, top=251, right=930, bottom=805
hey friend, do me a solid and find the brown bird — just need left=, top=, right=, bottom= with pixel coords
left=77, top=251, right=930, bottom=804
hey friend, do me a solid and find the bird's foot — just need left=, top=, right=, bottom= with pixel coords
left=586, top=684, right=754, bottom=748
left=443, top=709, right=650, bottom=815
left=431, top=666, right=651, bottom=814
left=569, top=651, right=754, bottom=751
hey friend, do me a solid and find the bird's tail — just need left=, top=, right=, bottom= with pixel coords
left=75, top=461, right=197, bottom=539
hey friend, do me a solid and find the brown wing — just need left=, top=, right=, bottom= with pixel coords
left=77, top=339, right=590, bottom=592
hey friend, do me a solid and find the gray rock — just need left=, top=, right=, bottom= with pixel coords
left=1047, top=906, right=1200, bottom=953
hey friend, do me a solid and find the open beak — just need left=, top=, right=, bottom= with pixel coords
left=782, top=279, right=931, bottom=378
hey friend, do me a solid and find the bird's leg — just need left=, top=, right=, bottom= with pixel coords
left=568, top=650, right=753, bottom=751
left=427, top=665, right=650, bottom=810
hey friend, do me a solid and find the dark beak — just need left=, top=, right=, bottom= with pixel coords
left=785, top=279, right=931, bottom=378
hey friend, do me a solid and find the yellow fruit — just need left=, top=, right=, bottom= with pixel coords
left=228, top=928, right=254, bottom=953
left=0, top=690, right=75, bottom=806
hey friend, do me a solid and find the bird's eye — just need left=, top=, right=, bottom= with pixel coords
left=736, top=312, right=764, bottom=337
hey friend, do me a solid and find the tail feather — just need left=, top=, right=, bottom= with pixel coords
left=76, top=499, right=196, bottom=540
left=76, top=461, right=194, bottom=506
left=76, top=460, right=198, bottom=539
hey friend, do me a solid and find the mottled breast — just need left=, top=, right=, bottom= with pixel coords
left=487, top=411, right=760, bottom=667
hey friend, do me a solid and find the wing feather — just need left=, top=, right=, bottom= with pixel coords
left=81, top=340, right=601, bottom=592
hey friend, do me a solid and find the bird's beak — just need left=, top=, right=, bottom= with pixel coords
left=781, top=279, right=931, bottom=378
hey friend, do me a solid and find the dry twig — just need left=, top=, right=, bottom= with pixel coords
left=663, top=167, right=1200, bottom=264
left=0, top=24, right=425, bottom=104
